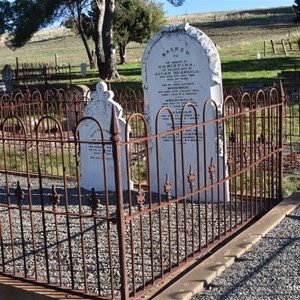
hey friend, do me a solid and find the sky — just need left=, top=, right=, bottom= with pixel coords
left=162, top=0, right=293, bottom=16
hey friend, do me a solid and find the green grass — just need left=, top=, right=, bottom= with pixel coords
left=0, top=145, right=77, bottom=177
left=282, top=174, right=300, bottom=196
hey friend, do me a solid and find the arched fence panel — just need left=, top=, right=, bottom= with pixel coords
left=0, top=84, right=293, bottom=299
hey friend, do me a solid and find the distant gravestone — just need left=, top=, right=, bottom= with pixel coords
left=80, top=63, right=87, bottom=76
left=1, top=65, right=13, bottom=93
left=142, top=23, right=228, bottom=201
left=79, top=82, right=130, bottom=191
left=0, top=80, right=6, bottom=94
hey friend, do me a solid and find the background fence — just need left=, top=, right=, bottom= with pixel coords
left=14, top=63, right=73, bottom=86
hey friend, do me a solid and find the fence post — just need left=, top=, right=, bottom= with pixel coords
left=278, top=81, right=285, bottom=201
left=110, top=105, right=129, bottom=299
left=281, top=40, right=287, bottom=56
left=15, top=57, right=19, bottom=85
left=68, top=64, right=72, bottom=85
left=271, top=40, right=276, bottom=54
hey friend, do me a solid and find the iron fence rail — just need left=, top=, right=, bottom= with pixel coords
left=0, top=85, right=285, bottom=299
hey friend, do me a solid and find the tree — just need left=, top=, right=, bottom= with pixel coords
left=294, top=0, right=300, bottom=22
left=65, top=0, right=164, bottom=65
left=114, top=0, right=165, bottom=64
left=5, top=0, right=119, bottom=80
left=4, top=0, right=183, bottom=80
left=167, top=0, right=185, bottom=7
left=0, top=1, right=13, bottom=34
left=6, top=0, right=65, bottom=48
left=63, top=0, right=96, bottom=69
left=92, top=0, right=119, bottom=79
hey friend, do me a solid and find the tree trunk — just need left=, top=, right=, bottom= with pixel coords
left=94, top=0, right=119, bottom=80
left=77, top=19, right=95, bottom=69
left=67, top=1, right=96, bottom=69
left=118, top=42, right=126, bottom=64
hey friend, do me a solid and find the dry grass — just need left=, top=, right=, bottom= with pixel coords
left=166, top=6, right=294, bottom=24
left=0, top=6, right=297, bottom=69
left=0, top=27, right=73, bottom=46
left=0, top=6, right=299, bottom=90
left=167, top=6, right=299, bottom=48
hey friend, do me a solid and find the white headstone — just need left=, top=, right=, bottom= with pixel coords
left=79, top=82, right=130, bottom=191
left=142, top=23, right=228, bottom=202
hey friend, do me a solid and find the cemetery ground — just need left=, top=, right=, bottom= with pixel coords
left=0, top=6, right=300, bottom=300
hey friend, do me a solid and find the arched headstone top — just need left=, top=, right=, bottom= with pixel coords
left=84, top=81, right=123, bottom=121
left=142, top=23, right=221, bottom=86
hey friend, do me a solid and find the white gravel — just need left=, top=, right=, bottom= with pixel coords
left=192, top=203, right=300, bottom=300
left=0, top=172, right=280, bottom=298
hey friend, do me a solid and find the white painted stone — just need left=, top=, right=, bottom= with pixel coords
left=142, top=23, right=228, bottom=202
left=79, top=82, right=130, bottom=191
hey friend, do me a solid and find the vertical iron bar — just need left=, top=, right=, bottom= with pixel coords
left=60, top=131, right=75, bottom=289
left=15, top=182, right=27, bottom=277
left=278, top=82, right=284, bottom=200
left=36, top=135, right=50, bottom=283
left=110, top=105, right=129, bottom=300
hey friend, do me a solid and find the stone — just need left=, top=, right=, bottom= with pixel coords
left=1, top=65, right=13, bottom=93
left=0, top=80, right=6, bottom=94
left=80, top=63, right=87, bottom=76
left=79, top=82, right=130, bottom=191
left=142, top=23, right=228, bottom=202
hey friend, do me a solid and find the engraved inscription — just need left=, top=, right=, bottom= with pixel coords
left=153, top=48, right=202, bottom=143
left=87, top=127, right=112, bottom=160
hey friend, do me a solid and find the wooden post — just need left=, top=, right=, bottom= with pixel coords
left=264, top=41, right=266, bottom=56
left=15, top=57, right=19, bottom=84
left=288, top=39, right=293, bottom=51
left=55, top=53, right=58, bottom=67
left=281, top=40, right=287, bottom=56
left=271, top=40, right=276, bottom=54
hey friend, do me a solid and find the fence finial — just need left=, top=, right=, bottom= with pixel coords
left=110, top=104, right=121, bottom=138
left=15, top=181, right=25, bottom=207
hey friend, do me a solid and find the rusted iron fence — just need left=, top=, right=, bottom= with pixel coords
left=0, top=84, right=285, bottom=299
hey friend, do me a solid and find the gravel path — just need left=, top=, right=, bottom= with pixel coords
left=0, top=172, right=263, bottom=298
left=192, top=203, right=300, bottom=300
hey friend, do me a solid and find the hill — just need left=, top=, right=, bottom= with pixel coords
left=0, top=6, right=299, bottom=89
left=166, top=6, right=298, bottom=47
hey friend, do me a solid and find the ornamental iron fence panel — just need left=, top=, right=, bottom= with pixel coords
left=0, top=84, right=286, bottom=299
